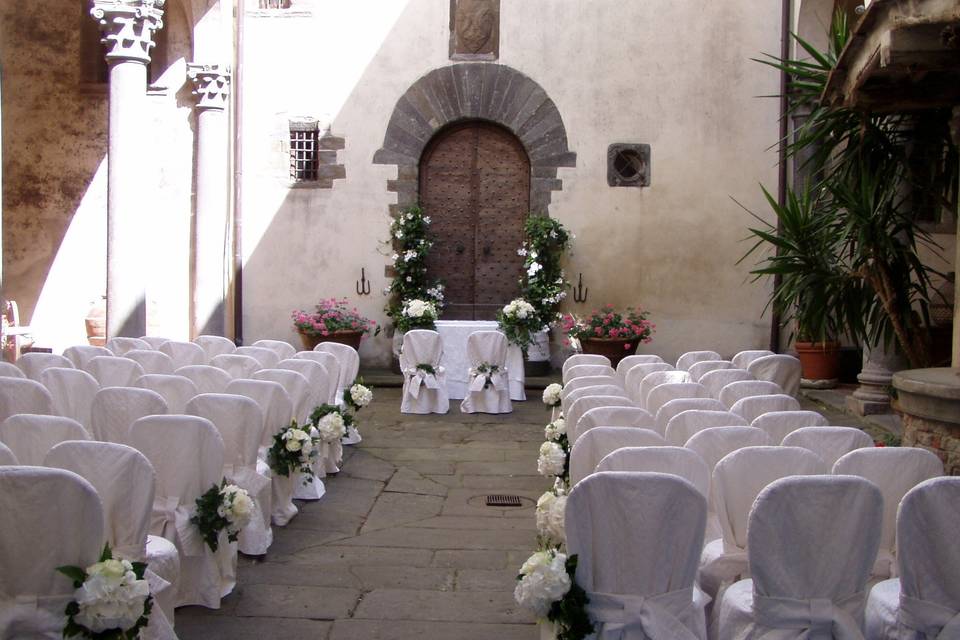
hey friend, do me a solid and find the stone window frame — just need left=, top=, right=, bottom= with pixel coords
left=607, top=143, right=651, bottom=188
left=289, top=120, right=320, bottom=183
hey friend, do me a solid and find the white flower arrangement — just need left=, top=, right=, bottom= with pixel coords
left=191, top=480, right=254, bottom=552
left=538, top=441, right=567, bottom=478
left=316, top=411, right=346, bottom=443
left=514, top=550, right=572, bottom=619
left=218, top=484, right=254, bottom=537
left=542, top=383, right=562, bottom=408
left=402, top=298, right=437, bottom=320
left=268, top=420, right=319, bottom=485
left=536, top=489, right=567, bottom=546
left=58, top=545, right=152, bottom=639
left=347, top=382, right=373, bottom=408
left=544, top=417, right=566, bottom=442
left=502, top=298, right=536, bottom=320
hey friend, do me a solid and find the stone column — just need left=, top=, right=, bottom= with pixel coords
left=91, top=0, right=164, bottom=338
left=847, top=340, right=907, bottom=416
left=187, top=63, right=231, bottom=337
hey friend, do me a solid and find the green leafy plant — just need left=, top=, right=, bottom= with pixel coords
left=292, top=298, right=378, bottom=338
left=384, top=206, right=445, bottom=329
left=191, top=479, right=240, bottom=552
left=497, top=298, right=541, bottom=351
left=548, top=555, right=594, bottom=640
left=519, top=216, right=572, bottom=328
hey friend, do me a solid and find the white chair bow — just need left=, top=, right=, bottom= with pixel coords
left=405, top=364, right=443, bottom=398
left=899, top=595, right=960, bottom=638
left=586, top=588, right=704, bottom=640
left=467, top=363, right=508, bottom=392
left=752, top=592, right=867, bottom=639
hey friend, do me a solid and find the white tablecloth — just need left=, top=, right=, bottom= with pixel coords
left=435, top=321, right=526, bottom=401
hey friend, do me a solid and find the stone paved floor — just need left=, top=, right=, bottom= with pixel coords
left=175, top=387, right=547, bottom=639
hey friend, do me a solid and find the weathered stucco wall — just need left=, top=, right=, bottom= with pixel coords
left=240, top=0, right=783, bottom=365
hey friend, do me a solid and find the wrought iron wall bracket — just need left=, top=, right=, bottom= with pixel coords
left=573, top=273, right=588, bottom=304
left=356, top=268, right=371, bottom=296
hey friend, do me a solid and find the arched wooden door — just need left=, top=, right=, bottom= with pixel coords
left=419, top=122, right=530, bottom=320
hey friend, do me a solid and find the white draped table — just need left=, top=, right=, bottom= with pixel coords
left=434, top=320, right=526, bottom=401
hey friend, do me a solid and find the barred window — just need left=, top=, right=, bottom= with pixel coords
left=289, top=121, right=319, bottom=182
left=259, top=0, right=291, bottom=8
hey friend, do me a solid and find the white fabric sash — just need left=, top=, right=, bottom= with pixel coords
left=152, top=495, right=205, bottom=557
left=899, top=595, right=960, bottom=639
left=585, top=586, right=702, bottom=639
left=753, top=591, right=866, bottom=639
left=0, top=593, right=72, bottom=638
left=468, top=367, right=508, bottom=393
left=405, top=366, right=442, bottom=399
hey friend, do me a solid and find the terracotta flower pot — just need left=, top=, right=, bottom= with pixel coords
left=298, top=330, right=363, bottom=352
left=580, top=336, right=637, bottom=368
left=795, top=341, right=841, bottom=381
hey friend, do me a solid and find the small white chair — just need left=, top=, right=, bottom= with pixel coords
left=16, top=352, right=74, bottom=381
left=175, top=364, right=233, bottom=394
left=665, top=409, right=749, bottom=446
left=833, top=447, right=944, bottom=580
left=561, top=384, right=629, bottom=417
left=677, top=350, right=722, bottom=371
left=565, top=363, right=618, bottom=383
left=399, top=330, right=449, bottom=415
left=624, top=362, right=674, bottom=402
left=747, top=354, right=802, bottom=397
left=252, top=339, right=297, bottom=362
left=0, top=377, right=54, bottom=421
left=234, top=346, right=281, bottom=371
left=44, top=441, right=181, bottom=630
left=655, top=397, right=727, bottom=439
left=568, top=426, right=667, bottom=486
left=700, top=368, right=754, bottom=400
left=0, top=466, right=104, bottom=638
left=730, top=394, right=801, bottom=423
left=185, top=393, right=273, bottom=555
left=159, top=340, right=207, bottom=369
left=615, top=354, right=665, bottom=385
left=460, top=331, right=511, bottom=414
left=0, top=442, right=17, bottom=465
left=0, top=414, right=90, bottom=465
left=567, top=395, right=636, bottom=445
left=566, top=472, right=708, bottom=639
left=295, top=351, right=340, bottom=404
left=646, top=382, right=709, bottom=415
left=750, top=410, right=828, bottom=444
left=718, top=380, right=784, bottom=409
left=561, top=354, right=611, bottom=383
left=596, top=446, right=711, bottom=501
left=84, top=355, right=146, bottom=388
left=62, top=344, right=113, bottom=369
left=865, top=477, right=960, bottom=639
left=577, top=406, right=655, bottom=436
left=210, top=353, right=262, bottom=379
left=105, top=336, right=151, bottom=355
left=636, top=370, right=691, bottom=409
left=254, top=368, right=312, bottom=425
left=782, top=426, right=874, bottom=467
left=135, top=374, right=199, bottom=413
left=561, top=375, right=621, bottom=399
left=0, top=362, right=25, bottom=378
left=138, top=336, right=170, bottom=349
left=124, top=349, right=176, bottom=375
left=38, top=367, right=99, bottom=431
left=731, top=349, right=774, bottom=370
left=193, top=335, right=236, bottom=361
left=129, top=414, right=234, bottom=609
left=91, top=386, right=168, bottom=444
left=276, top=358, right=329, bottom=419
left=717, top=475, right=883, bottom=640
left=313, top=342, right=360, bottom=406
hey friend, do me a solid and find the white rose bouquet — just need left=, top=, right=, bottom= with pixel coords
left=316, top=410, right=347, bottom=443
left=542, top=383, right=562, bottom=408
left=219, top=484, right=254, bottom=537
left=344, top=379, right=373, bottom=411
left=268, top=420, right=319, bottom=482
left=514, top=550, right=593, bottom=639
left=191, top=479, right=253, bottom=552
left=58, top=544, right=152, bottom=639
left=544, top=417, right=566, bottom=442
left=536, top=488, right=567, bottom=547
left=497, top=298, right=542, bottom=350
left=395, top=298, right=438, bottom=331
left=538, top=441, right=567, bottom=479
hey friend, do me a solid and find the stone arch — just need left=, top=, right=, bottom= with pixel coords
left=374, top=63, right=576, bottom=215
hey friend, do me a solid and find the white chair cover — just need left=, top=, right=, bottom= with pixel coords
left=747, top=354, right=802, bottom=397
left=568, top=396, right=637, bottom=445
left=562, top=375, right=622, bottom=399
left=295, top=351, right=340, bottom=404
left=865, top=477, right=960, bottom=640
left=578, top=407, right=656, bottom=436
left=276, top=358, right=329, bottom=419
left=646, top=382, right=709, bottom=416
left=91, top=386, right=168, bottom=445
left=616, top=354, right=665, bottom=384
left=562, top=385, right=629, bottom=417
left=135, top=374, right=199, bottom=413
left=210, top=353, right=262, bottom=379
left=566, top=363, right=618, bottom=382
left=718, top=380, right=784, bottom=409
left=193, top=335, right=236, bottom=361
left=234, top=346, right=281, bottom=370
left=596, top=446, right=711, bottom=500
left=0, top=362, right=25, bottom=378
left=38, top=367, right=99, bottom=431
left=399, top=330, right=450, bottom=415
left=129, top=414, right=233, bottom=609
left=731, top=350, right=775, bottom=370
left=124, top=349, right=176, bottom=375
left=62, top=344, right=112, bottom=369
left=750, top=410, right=828, bottom=444
left=0, top=414, right=90, bottom=465
left=569, top=426, right=667, bottom=486
left=700, top=368, right=754, bottom=400
left=106, top=336, right=151, bottom=355
left=717, top=475, right=883, bottom=640
left=730, top=394, right=801, bottom=423
left=158, top=340, right=207, bottom=369
left=664, top=409, right=749, bottom=446
left=0, top=466, right=103, bottom=639
left=0, top=377, right=54, bottom=421
left=687, top=360, right=733, bottom=383
left=185, top=393, right=273, bottom=555
left=252, top=339, right=297, bottom=362
left=700, top=446, right=827, bottom=601
left=175, top=365, right=233, bottom=394
left=655, top=399, right=728, bottom=440
left=782, top=426, right=875, bottom=468
left=562, top=354, right=611, bottom=382
left=138, top=336, right=170, bottom=349
left=566, top=471, right=708, bottom=640
left=460, top=331, right=511, bottom=414
left=313, top=342, right=360, bottom=406
left=254, top=369, right=311, bottom=424
left=44, top=441, right=180, bottom=631
left=677, top=350, right=722, bottom=371
left=625, top=363, right=674, bottom=403
left=15, top=352, right=73, bottom=381
left=833, top=448, right=944, bottom=580
left=637, top=371, right=691, bottom=409
left=84, top=355, right=146, bottom=388
left=0, top=442, right=17, bottom=465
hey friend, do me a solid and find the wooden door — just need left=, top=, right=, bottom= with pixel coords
left=419, top=122, right=530, bottom=320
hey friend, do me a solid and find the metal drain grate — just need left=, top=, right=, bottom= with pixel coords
left=486, top=494, right=523, bottom=507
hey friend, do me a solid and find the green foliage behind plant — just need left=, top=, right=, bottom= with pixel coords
left=384, top=206, right=445, bottom=329
left=519, top=216, right=572, bottom=329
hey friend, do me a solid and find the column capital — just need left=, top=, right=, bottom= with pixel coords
left=187, top=63, right=232, bottom=112
left=91, top=0, right=165, bottom=65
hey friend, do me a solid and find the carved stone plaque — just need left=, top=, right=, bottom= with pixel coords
left=449, top=0, right=499, bottom=61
